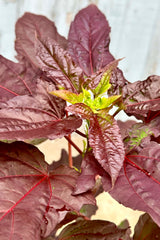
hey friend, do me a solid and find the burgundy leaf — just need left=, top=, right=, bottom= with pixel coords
left=123, top=75, right=160, bottom=119
left=117, top=120, right=137, bottom=140
left=36, top=37, right=83, bottom=93
left=0, top=55, right=37, bottom=101
left=87, top=59, right=127, bottom=96
left=0, top=54, right=80, bottom=141
left=128, top=142, right=160, bottom=181
left=106, top=162, right=160, bottom=226
left=104, top=142, right=160, bottom=227
left=123, top=122, right=153, bottom=154
left=108, top=67, right=128, bottom=95
left=73, top=150, right=113, bottom=198
left=0, top=36, right=80, bottom=141
left=73, top=151, right=105, bottom=195
left=66, top=103, right=94, bottom=120
left=85, top=59, right=121, bottom=90
left=133, top=213, right=160, bottom=240
left=126, top=98, right=160, bottom=119
left=0, top=141, right=95, bottom=239
left=0, top=51, right=79, bottom=141
left=15, top=12, right=67, bottom=68
left=67, top=104, right=125, bottom=186
left=0, top=94, right=82, bottom=140
left=89, top=116, right=125, bottom=185
left=57, top=219, right=130, bottom=240
left=68, top=4, right=114, bottom=76
left=148, top=116, right=160, bottom=138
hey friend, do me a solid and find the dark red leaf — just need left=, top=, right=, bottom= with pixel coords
left=66, top=103, right=94, bottom=120
left=89, top=116, right=125, bottom=185
left=66, top=104, right=125, bottom=186
left=85, top=59, right=122, bottom=90
left=36, top=37, right=84, bottom=93
left=15, top=12, right=67, bottom=68
left=123, top=75, right=160, bottom=120
left=0, top=141, right=95, bottom=239
left=0, top=55, right=38, bottom=101
left=0, top=94, right=82, bottom=141
left=104, top=142, right=160, bottom=227
left=73, top=151, right=105, bottom=195
left=123, top=122, right=152, bottom=154
left=133, top=213, right=160, bottom=240
left=128, top=142, right=160, bottom=181
left=108, top=67, right=128, bottom=95
left=57, top=219, right=130, bottom=240
left=68, top=4, right=114, bottom=76
left=149, top=116, right=160, bottom=135
left=117, top=120, right=137, bottom=140
left=0, top=54, right=82, bottom=140
left=126, top=98, right=160, bottom=119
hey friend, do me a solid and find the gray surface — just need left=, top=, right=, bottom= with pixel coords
left=0, top=0, right=160, bottom=82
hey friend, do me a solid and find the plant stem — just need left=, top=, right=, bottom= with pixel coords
left=112, top=107, right=121, bottom=118
left=65, top=135, right=83, bottom=155
left=65, top=111, right=73, bottom=167
left=68, top=134, right=73, bottom=168
left=75, top=130, right=87, bottom=138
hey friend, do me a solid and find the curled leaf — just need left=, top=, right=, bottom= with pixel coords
left=123, top=75, right=160, bottom=120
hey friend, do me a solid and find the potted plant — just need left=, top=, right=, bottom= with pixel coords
left=0, top=4, right=160, bottom=239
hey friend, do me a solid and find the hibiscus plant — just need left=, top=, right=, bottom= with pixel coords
left=0, top=4, right=160, bottom=240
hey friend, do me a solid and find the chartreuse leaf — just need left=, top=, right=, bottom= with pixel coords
left=92, top=69, right=111, bottom=97
left=51, top=88, right=121, bottom=114
left=124, top=123, right=152, bottom=150
left=51, top=89, right=84, bottom=104
left=92, top=95, right=121, bottom=111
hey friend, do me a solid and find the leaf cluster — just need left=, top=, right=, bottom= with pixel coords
left=0, top=4, right=160, bottom=239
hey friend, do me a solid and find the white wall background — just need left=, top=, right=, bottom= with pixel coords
left=0, top=0, right=160, bottom=83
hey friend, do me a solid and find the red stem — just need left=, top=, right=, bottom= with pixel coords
left=65, top=136, right=82, bottom=155
left=68, top=134, right=73, bottom=168
left=75, top=130, right=87, bottom=138
left=65, top=111, right=73, bottom=167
